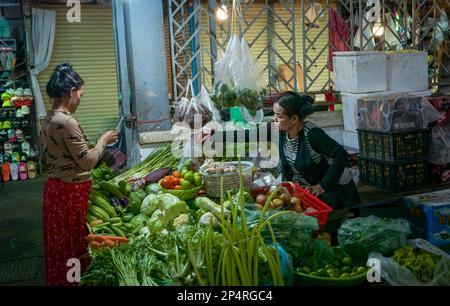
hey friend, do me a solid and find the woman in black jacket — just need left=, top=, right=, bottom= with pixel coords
left=273, top=91, right=360, bottom=209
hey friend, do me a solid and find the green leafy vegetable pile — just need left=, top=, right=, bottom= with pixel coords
left=391, top=246, right=441, bottom=284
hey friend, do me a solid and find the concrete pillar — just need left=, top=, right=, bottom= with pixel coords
left=124, top=0, right=171, bottom=133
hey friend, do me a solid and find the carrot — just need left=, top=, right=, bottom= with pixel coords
left=100, top=238, right=116, bottom=248
left=90, top=241, right=101, bottom=250
left=86, top=234, right=96, bottom=243
left=91, top=234, right=129, bottom=244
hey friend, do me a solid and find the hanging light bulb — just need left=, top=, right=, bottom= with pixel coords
left=372, top=20, right=384, bottom=37
left=216, top=4, right=228, bottom=21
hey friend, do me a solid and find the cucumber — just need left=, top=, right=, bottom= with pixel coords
left=106, top=217, right=122, bottom=224
left=110, top=224, right=127, bottom=238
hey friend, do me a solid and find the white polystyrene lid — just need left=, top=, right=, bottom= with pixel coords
left=334, top=51, right=384, bottom=57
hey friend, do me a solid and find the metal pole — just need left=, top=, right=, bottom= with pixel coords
left=208, top=0, right=217, bottom=84
left=267, top=0, right=276, bottom=91
left=301, top=0, right=307, bottom=92
left=291, top=0, right=297, bottom=92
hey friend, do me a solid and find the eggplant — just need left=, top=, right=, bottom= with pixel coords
left=144, top=167, right=171, bottom=184
left=120, top=197, right=129, bottom=207
left=110, top=196, right=121, bottom=207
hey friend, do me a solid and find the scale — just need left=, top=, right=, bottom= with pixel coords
left=229, top=106, right=264, bottom=127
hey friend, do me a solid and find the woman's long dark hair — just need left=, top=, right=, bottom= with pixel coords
left=275, top=91, right=314, bottom=120
left=46, top=63, right=84, bottom=99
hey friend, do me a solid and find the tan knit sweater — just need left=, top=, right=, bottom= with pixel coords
left=40, top=110, right=106, bottom=183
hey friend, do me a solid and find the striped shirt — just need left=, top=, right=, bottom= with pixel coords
left=284, top=124, right=353, bottom=186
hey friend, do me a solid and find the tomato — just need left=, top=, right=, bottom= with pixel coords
left=172, top=170, right=181, bottom=178
left=161, top=177, right=173, bottom=189
left=171, top=176, right=180, bottom=185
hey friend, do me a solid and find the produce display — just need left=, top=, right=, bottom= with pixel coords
left=81, top=143, right=445, bottom=287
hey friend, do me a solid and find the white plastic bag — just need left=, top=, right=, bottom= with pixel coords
left=428, top=127, right=450, bottom=165
left=174, top=79, right=213, bottom=129
left=369, top=239, right=450, bottom=286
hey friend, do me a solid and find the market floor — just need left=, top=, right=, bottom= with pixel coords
left=0, top=176, right=46, bottom=286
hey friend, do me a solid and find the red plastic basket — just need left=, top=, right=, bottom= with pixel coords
left=280, top=181, right=332, bottom=231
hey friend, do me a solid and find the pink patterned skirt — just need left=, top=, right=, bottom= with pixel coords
left=43, top=177, right=92, bottom=286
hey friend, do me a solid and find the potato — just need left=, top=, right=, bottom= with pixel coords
left=272, top=198, right=284, bottom=208
left=256, top=194, right=268, bottom=206
left=291, top=196, right=301, bottom=206
left=293, top=203, right=303, bottom=213
left=279, top=192, right=291, bottom=204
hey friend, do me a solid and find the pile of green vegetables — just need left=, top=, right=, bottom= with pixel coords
left=391, top=246, right=442, bottom=284
left=210, top=82, right=267, bottom=113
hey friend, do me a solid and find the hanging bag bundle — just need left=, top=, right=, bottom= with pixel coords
left=211, top=0, right=267, bottom=114
left=173, top=79, right=213, bottom=130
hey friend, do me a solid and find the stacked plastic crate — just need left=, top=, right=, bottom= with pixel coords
left=333, top=51, right=432, bottom=192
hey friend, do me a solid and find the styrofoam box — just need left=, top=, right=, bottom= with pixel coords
left=333, top=51, right=387, bottom=94
left=386, top=51, right=428, bottom=92
left=342, top=90, right=431, bottom=133
left=343, top=130, right=359, bottom=149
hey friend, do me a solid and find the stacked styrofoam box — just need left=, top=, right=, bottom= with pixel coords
left=333, top=51, right=387, bottom=94
left=386, top=51, right=428, bottom=92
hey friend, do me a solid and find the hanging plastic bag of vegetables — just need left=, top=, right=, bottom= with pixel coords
left=174, top=79, right=213, bottom=130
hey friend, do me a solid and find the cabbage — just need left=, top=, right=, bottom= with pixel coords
left=145, top=183, right=162, bottom=195
left=146, top=195, right=189, bottom=232
left=140, top=194, right=159, bottom=216
left=130, top=214, right=149, bottom=232
left=156, top=194, right=188, bottom=222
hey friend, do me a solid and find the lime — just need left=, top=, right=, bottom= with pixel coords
left=356, top=266, right=367, bottom=274
left=316, top=268, right=327, bottom=276
left=328, top=272, right=339, bottom=278
left=340, top=272, right=351, bottom=278
left=341, top=266, right=352, bottom=273
left=342, top=256, right=352, bottom=266
left=184, top=172, right=194, bottom=183
left=180, top=178, right=191, bottom=189
left=194, top=175, right=203, bottom=187
left=302, top=266, right=311, bottom=274
left=309, top=271, right=319, bottom=276
left=181, top=168, right=189, bottom=177
left=325, top=264, right=334, bottom=270
left=332, top=260, right=341, bottom=268
left=350, top=272, right=358, bottom=277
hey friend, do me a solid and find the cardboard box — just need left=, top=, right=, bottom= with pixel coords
left=403, top=189, right=450, bottom=251
left=333, top=51, right=387, bottom=94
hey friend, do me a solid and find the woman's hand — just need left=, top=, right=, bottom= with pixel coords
left=99, top=131, right=118, bottom=145
left=305, top=184, right=325, bottom=197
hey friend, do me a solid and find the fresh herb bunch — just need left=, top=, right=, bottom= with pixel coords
left=210, top=82, right=267, bottom=113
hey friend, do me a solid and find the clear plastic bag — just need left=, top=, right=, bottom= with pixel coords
left=428, top=127, right=450, bottom=165
left=173, top=80, right=213, bottom=129
left=338, top=215, right=411, bottom=261
left=243, top=205, right=318, bottom=268
left=369, top=238, right=450, bottom=286
left=357, top=94, right=445, bottom=132
left=211, top=1, right=266, bottom=113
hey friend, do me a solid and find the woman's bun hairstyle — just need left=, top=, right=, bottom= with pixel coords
left=46, top=63, right=84, bottom=99
left=275, top=91, right=314, bottom=120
